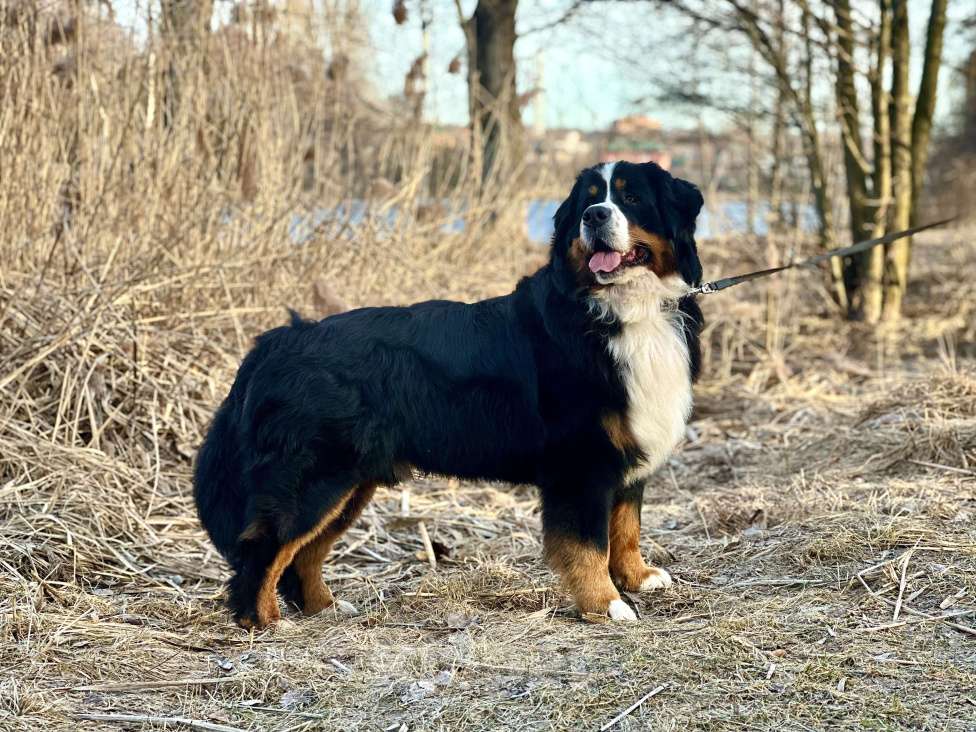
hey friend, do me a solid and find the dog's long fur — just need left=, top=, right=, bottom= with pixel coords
left=194, top=160, right=705, bottom=627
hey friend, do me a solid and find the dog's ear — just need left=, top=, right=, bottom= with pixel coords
left=639, top=162, right=704, bottom=285
left=549, top=174, right=588, bottom=293
left=665, top=175, right=704, bottom=286
left=551, top=177, right=581, bottom=252
left=670, top=178, right=704, bottom=236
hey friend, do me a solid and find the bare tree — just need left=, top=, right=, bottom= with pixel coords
left=882, top=0, right=946, bottom=320
left=833, top=0, right=869, bottom=247
left=664, top=0, right=951, bottom=321
left=910, top=0, right=948, bottom=224
left=966, top=47, right=976, bottom=145
left=672, top=2, right=836, bottom=233
left=886, top=0, right=913, bottom=319
left=453, top=0, right=521, bottom=186
left=860, top=0, right=892, bottom=322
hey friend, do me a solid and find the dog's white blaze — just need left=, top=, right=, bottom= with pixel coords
left=599, top=162, right=616, bottom=202
left=595, top=275, right=693, bottom=484
left=589, top=161, right=628, bottom=252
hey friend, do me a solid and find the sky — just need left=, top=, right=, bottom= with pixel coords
left=112, top=0, right=973, bottom=133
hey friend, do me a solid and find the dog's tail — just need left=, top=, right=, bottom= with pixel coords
left=193, top=330, right=275, bottom=563
left=194, top=313, right=315, bottom=564
left=193, top=396, right=247, bottom=563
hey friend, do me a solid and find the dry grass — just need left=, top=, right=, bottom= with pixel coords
left=2, top=7, right=976, bottom=732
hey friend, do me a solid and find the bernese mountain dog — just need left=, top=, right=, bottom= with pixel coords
left=194, top=160, right=705, bottom=628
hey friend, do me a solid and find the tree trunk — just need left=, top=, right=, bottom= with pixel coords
left=160, top=0, right=213, bottom=127
left=885, top=0, right=912, bottom=320
left=965, top=49, right=976, bottom=147
left=460, top=0, right=521, bottom=186
left=767, top=86, right=786, bottom=235
left=160, top=0, right=214, bottom=45
left=767, top=0, right=787, bottom=240
left=745, top=6, right=758, bottom=237
left=833, top=0, right=872, bottom=317
left=833, top=0, right=870, bottom=243
left=798, top=4, right=843, bottom=309
left=909, top=0, right=948, bottom=224
left=861, top=0, right=892, bottom=324
left=764, top=0, right=788, bottom=356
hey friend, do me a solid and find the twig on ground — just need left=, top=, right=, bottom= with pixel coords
left=232, top=704, right=330, bottom=720
left=599, top=684, right=668, bottom=731
left=477, top=587, right=549, bottom=598
left=457, top=660, right=590, bottom=677
left=856, top=620, right=908, bottom=632
left=893, top=543, right=918, bottom=621
left=418, top=520, right=437, bottom=570
left=75, top=713, right=245, bottom=732
left=329, top=658, right=352, bottom=673
left=907, top=459, right=976, bottom=476
left=858, top=574, right=976, bottom=637
left=64, top=676, right=244, bottom=693
left=728, top=577, right=828, bottom=589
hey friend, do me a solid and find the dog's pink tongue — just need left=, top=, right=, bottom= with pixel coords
left=588, top=251, right=622, bottom=273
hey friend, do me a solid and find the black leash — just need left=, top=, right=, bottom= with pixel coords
left=690, top=217, right=957, bottom=296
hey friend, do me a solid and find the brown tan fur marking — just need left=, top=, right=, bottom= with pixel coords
left=568, top=237, right=593, bottom=287
left=614, top=177, right=626, bottom=190
left=629, top=225, right=677, bottom=278
left=290, top=482, right=377, bottom=615
left=609, top=501, right=655, bottom=591
left=254, top=490, right=355, bottom=627
left=544, top=535, right=620, bottom=615
left=602, top=411, right=638, bottom=454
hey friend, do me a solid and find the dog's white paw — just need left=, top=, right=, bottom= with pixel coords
left=607, top=599, right=637, bottom=621
left=639, top=568, right=673, bottom=591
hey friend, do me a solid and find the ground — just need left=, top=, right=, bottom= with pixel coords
left=1, top=230, right=974, bottom=731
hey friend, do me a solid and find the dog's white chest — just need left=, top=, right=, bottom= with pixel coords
left=608, top=313, right=692, bottom=481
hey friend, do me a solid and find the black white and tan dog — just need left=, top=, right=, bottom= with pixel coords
left=194, top=161, right=705, bottom=628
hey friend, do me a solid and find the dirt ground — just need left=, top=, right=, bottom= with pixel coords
left=1, top=230, right=974, bottom=731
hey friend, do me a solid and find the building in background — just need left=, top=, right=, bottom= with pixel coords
left=602, top=115, right=670, bottom=168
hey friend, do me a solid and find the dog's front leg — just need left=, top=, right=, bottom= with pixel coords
left=541, top=484, right=635, bottom=621
left=609, top=481, right=672, bottom=592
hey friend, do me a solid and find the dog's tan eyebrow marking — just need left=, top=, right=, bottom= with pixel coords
left=588, top=184, right=599, bottom=196
left=614, top=178, right=626, bottom=190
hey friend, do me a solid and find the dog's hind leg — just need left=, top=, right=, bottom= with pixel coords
left=231, top=488, right=355, bottom=629
left=227, top=530, right=282, bottom=629
left=280, top=481, right=377, bottom=615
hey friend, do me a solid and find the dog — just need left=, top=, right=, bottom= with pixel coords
left=194, top=160, right=705, bottom=628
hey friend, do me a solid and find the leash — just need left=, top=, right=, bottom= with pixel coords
left=690, top=217, right=957, bottom=296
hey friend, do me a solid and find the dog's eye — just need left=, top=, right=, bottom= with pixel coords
left=622, top=193, right=639, bottom=205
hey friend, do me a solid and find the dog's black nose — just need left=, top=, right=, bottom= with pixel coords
left=582, top=204, right=611, bottom=227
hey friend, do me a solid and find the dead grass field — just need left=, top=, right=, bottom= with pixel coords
left=2, top=8, right=975, bottom=730
left=2, top=225, right=974, bottom=732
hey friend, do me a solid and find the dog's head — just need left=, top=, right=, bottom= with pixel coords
left=551, top=161, right=704, bottom=302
